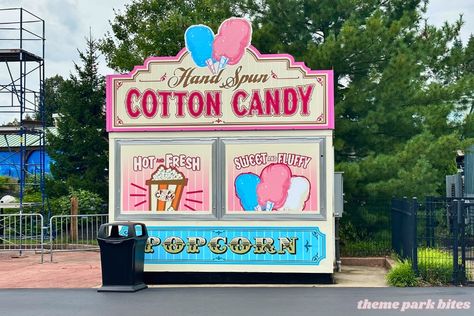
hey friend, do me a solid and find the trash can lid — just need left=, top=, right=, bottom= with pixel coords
left=98, top=222, right=147, bottom=239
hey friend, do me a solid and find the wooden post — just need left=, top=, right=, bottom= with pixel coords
left=70, top=196, right=78, bottom=242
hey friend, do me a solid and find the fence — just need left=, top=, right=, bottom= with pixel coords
left=0, top=213, right=108, bottom=263
left=391, top=198, right=418, bottom=272
left=391, top=197, right=474, bottom=285
left=340, top=198, right=392, bottom=257
left=48, top=214, right=108, bottom=262
left=0, top=213, right=44, bottom=263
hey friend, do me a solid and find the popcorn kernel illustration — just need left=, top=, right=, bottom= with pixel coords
left=145, top=165, right=188, bottom=211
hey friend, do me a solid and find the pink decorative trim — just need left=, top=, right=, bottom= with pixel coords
left=106, top=46, right=335, bottom=132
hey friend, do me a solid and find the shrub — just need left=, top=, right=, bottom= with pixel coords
left=386, top=260, right=419, bottom=287
left=49, top=188, right=105, bottom=215
left=0, top=175, right=18, bottom=195
left=417, top=248, right=455, bottom=285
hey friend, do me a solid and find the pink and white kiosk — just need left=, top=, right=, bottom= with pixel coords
left=106, top=18, right=335, bottom=279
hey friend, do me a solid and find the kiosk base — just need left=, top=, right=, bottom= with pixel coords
left=144, top=272, right=334, bottom=285
left=97, top=283, right=148, bottom=292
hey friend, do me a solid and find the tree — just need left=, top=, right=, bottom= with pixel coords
left=100, top=0, right=474, bottom=237
left=47, top=35, right=108, bottom=199
left=100, top=0, right=237, bottom=72
left=243, top=0, right=474, bottom=240
left=43, top=75, right=66, bottom=127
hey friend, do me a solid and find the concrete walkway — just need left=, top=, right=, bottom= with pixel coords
left=0, top=251, right=387, bottom=288
left=0, top=251, right=102, bottom=288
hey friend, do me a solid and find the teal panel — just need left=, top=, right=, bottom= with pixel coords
left=144, top=226, right=326, bottom=265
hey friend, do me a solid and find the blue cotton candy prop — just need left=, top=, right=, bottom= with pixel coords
left=235, top=173, right=261, bottom=211
left=185, top=25, right=215, bottom=68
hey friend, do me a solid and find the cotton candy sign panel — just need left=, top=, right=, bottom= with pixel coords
left=224, top=139, right=322, bottom=214
left=106, top=18, right=334, bottom=132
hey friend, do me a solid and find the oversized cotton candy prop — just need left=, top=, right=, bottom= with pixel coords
left=257, top=163, right=292, bottom=211
left=235, top=173, right=261, bottom=211
left=281, top=176, right=310, bottom=211
left=212, top=18, right=252, bottom=71
left=185, top=25, right=215, bottom=73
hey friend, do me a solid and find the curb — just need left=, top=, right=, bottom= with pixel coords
left=342, top=256, right=395, bottom=270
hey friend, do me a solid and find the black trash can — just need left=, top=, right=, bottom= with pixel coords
left=97, top=222, right=148, bottom=292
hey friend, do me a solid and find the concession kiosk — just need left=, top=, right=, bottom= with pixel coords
left=106, top=18, right=335, bottom=276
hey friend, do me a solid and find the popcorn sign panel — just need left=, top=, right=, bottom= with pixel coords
left=119, top=141, right=213, bottom=214
left=144, top=226, right=327, bottom=265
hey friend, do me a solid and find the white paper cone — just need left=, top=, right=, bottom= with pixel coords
left=206, top=58, right=216, bottom=74
left=218, top=56, right=228, bottom=71
left=265, top=201, right=274, bottom=211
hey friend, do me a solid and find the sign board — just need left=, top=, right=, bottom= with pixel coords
left=106, top=50, right=334, bottom=131
left=144, top=226, right=326, bottom=266
left=223, top=138, right=324, bottom=215
left=118, top=139, right=215, bottom=214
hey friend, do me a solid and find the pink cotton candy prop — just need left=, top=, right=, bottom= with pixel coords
left=257, top=163, right=292, bottom=210
left=212, top=18, right=252, bottom=69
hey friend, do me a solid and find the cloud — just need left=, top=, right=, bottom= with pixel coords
left=425, top=0, right=473, bottom=43
left=1, top=0, right=473, bottom=80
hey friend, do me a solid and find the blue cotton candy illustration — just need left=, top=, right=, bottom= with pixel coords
left=184, top=25, right=215, bottom=73
left=235, top=173, right=261, bottom=211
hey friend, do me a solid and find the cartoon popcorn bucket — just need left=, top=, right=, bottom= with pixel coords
left=145, top=166, right=188, bottom=211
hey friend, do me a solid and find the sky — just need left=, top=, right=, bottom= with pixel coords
left=1, top=0, right=473, bottom=78
left=0, top=0, right=472, bottom=124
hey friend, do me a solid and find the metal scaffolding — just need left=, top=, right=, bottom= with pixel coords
left=0, top=8, right=45, bottom=215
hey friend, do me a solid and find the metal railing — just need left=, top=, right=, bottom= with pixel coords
left=48, top=214, right=108, bottom=262
left=0, top=213, right=44, bottom=262
left=391, top=197, right=418, bottom=273
left=391, top=197, right=474, bottom=285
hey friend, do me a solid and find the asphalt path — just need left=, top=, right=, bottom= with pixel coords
left=0, top=287, right=473, bottom=316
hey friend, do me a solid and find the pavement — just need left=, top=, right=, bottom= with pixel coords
left=0, top=251, right=388, bottom=288
left=1, top=251, right=473, bottom=316
left=0, top=287, right=473, bottom=316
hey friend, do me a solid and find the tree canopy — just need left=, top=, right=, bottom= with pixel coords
left=101, top=0, right=473, bottom=204
left=47, top=36, right=108, bottom=199
left=101, top=0, right=237, bottom=72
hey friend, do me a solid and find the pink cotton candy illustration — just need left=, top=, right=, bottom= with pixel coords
left=212, top=18, right=252, bottom=71
left=257, top=163, right=292, bottom=211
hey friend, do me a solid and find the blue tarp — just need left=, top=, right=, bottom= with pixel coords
left=0, top=150, right=53, bottom=178
left=0, top=152, right=21, bottom=177
left=26, top=150, right=52, bottom=175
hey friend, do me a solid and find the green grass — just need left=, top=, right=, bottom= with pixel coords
left=387, top=247, right=465, bottom=286
left=386, top=260, right=419, bottom=287
left=418, top=248, right=455, bottom=285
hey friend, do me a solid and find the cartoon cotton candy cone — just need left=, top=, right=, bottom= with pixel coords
left=256, top=163, right=292, bottom=211
left=212, top=18, right=252, bottom=67
left=281, top=176, right=311, bottom=211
